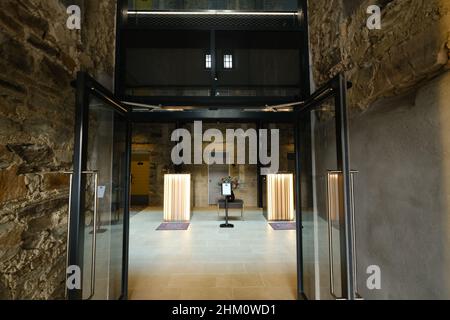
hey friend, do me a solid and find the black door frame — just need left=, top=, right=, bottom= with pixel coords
left=295, top=73, right=355, bottom=300
left=68, top=0, right=355, bottom=301
left=69, top=71, right=305, bottom=300
left=67, top=72, right=132, bottom=300
left=69, top=72, right=352, bottom=301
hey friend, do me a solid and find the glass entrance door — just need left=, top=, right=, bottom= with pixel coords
left=67, top=72, right=131, bottom=300
left=298, top=74, right=358, bottom=300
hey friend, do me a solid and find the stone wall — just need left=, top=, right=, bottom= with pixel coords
left=307, top=0, right=450, bottom=299
left=0, top=0, right=116, bottom=299
left=309, top=0, right=450, bottom=109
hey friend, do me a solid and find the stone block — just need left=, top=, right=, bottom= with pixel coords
left=0, top=220, right=24, bottom=259
left=8, top=1, right=49, bottom=33
left=40, top=56, right=71, bottom=87
left=0, top=10, right=24, bottom=36
left=17, top=197, right=68, bottom=222
left=0, top=165, right=27, bottom=204
left=0, top=145, right=16, bottom=170
left=0, top=118, right=22, bottom=142
left=0, top=36, right=34, bottom=75
left=27, top=33, right=59, bottom=58
left=42, top=173, right=70, bottom=191
left=7, top=144, right=55, bottom=174
left=0, top=78, right=27, bottom=97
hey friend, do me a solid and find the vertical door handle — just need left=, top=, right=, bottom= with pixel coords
left=64, top=171, right=73, bottom=299
left=64, top=170, right=99, bottom=299
left=327, top=171, right=363, bottom=300
left=326, top=171, right=339, bottom=299
left=83, top=171, right=99, bottom=300
left=350, top=172, right=363, bottom=300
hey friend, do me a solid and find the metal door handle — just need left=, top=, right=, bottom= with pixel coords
left=327, top=170, right=363, bottom=300
left=64, top=171, right=73, bottom=299
left=83, top=171, right=99, bottom=300
left=349, top=172, right=363, bottom=300
left=326, top=172, right=339, bottom=299
left=65, top=170, right=99, bottom=300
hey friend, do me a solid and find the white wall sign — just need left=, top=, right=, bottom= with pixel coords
left=97, top=186, right=106, bottom=199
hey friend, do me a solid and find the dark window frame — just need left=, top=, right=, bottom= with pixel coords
left=222, top=50, right=235, bottom=70
left=205, top=52, right=212, bottom=70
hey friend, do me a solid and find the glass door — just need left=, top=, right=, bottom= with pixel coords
left=67, top=72, right=131, bottom=300
left=298, top=74, right=358, bottom=300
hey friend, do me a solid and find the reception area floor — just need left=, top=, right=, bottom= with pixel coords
left=128, top=207, right=297, bottom=300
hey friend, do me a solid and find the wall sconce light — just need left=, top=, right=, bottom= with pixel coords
left=163, top=174, right=191, bottom=221
left=267, top=173, right=294, bottom=221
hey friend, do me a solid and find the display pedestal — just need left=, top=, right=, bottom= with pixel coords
left=164, top=174, right=191, bottom=221
left=220, top=197, right=234, bottom=228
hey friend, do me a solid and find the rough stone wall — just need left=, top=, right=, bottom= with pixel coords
left=0, top=0, right=116, bottom=299
left=309, top=0, right=450, bottom=110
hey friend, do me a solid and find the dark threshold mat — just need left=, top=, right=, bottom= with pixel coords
left=269, top=222, right=296, bottom=230
left=156, top=222, right=190, bottom=231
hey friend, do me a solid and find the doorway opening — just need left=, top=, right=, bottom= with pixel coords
left=131, top=153, right=150, bottom=206
left=66, top=0, right=358, bottom=302
left=127, top=121, right=298, bottom=300
left=66, top=69, right=354, bottom=301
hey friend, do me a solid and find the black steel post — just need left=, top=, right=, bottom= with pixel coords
left=210, top=30, right=217, bottom=97
left=67, top=72, right=89, bottom=300
left=333, top=73, right=354, bottom=300
left=294, top=112, right=305, bottom=300
left=120, top=117, right=132, bottom=300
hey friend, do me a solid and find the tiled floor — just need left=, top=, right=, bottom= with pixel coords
left=128, top=207, right=298, bottom=300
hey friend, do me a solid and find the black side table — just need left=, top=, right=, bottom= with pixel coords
left=217, top=199, right=244, bottom=220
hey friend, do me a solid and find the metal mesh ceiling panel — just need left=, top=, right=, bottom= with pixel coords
left=126, top=14, right=301, bottom=30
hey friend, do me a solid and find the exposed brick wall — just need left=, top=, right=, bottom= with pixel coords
left=0, top=0, right=116, bottom=299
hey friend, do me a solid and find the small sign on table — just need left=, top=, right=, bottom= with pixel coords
left=222, top=182, right=232, bottom=196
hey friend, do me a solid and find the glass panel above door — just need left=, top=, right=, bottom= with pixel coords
left=127, top=0, right=298, bottom=12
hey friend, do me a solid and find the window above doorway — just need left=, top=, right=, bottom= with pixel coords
left=205, top=54, right=212, bottom=69
left=223, top=54, right=233, bottom=69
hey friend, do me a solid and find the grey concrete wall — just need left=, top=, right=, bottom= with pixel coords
left=350, top=70, right=450, bottom=299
